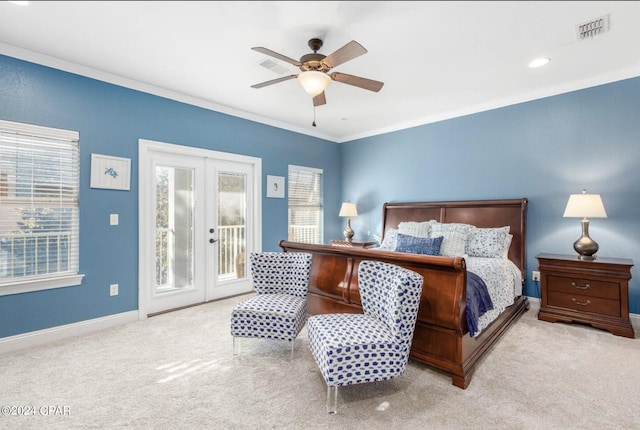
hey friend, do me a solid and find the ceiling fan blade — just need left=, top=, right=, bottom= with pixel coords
left=323, top=40, right=367, bottom=69
left=330, top=72, right=384, bottom=92
left=313, top=92, right=327, bottom=107
left=251, top=75, right=298, bottom=89
left=251, top=47, right=301, bottom=66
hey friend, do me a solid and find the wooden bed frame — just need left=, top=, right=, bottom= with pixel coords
left=279, top=198, right=529, bottom=388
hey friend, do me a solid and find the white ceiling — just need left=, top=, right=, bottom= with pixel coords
left=1, top=1, right=639, bottom=143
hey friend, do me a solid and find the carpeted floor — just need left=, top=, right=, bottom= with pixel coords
left=2, top=294, right=639, bottom=430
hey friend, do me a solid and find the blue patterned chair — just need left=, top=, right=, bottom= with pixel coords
left=230, top=252, right=312, bottom=355
left=308, top=260, right=424, bottom=413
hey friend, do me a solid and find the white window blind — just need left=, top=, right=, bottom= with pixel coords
left=288, top=165, right=323, bottom=244
left=0, top=119, right=81, bottom=292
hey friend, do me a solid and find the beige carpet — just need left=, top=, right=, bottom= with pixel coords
left=2, top=294, right=639, bottom=430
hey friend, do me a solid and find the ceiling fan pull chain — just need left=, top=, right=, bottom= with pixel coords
left=312, top=105, right=317, bottom=127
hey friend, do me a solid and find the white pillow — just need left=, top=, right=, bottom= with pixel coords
left=465, top=226, right=510, bottom=258
left=378, top=229, right=398, bottom=250
left=398, top=220, right=437, bottom=238
left=430, top=223, right=472, bottom=257
left=502, top=234, right=513, bottom=259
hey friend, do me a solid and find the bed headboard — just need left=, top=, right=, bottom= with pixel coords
left=381, top=198, right=528, bottom=277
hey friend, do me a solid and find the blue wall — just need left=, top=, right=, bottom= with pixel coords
left=2, top=52, right=639, bottom=339
left=0, top=55, right=342, bottom=337
left=341, top=77, right=640, bottom=313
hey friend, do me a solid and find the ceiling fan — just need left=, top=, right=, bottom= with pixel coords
left=251, top=38, right=384, bottom=110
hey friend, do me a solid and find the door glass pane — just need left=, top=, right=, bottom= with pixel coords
left=155, top=166, right=194, bottom=293
left=217, top=172, right=246, bottom=280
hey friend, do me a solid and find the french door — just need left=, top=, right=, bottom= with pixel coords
left=138, top=140, right=261, bottom=317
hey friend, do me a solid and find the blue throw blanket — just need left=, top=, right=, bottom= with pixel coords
left=466, top=271, right=494, bottom=337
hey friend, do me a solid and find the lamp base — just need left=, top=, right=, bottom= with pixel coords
left=573, top=219, right=599, bottom=260
left=343, top=218, right=354, bottom=243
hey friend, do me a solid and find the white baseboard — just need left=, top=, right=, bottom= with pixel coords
left=526, top=295, right=640, bottom=332
left=2, top=297, right=637, bottom=355
left=0, top=311, right=139, bottom=354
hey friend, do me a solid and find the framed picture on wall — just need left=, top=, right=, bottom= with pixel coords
left=266, top=175, right=285, bottom=198
left=90, top=154, right=131, bottom=190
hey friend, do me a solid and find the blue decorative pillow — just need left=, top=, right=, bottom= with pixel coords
left=395, top=233, right=444, bottom=255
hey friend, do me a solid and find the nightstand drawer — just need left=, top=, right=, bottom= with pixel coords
left=547, top=291, right=621, bottom=317
left=546, top=275, right=619, bottom=300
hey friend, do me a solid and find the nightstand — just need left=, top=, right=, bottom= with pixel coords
left=536, top=253, right=635, bottom=338
left=331, top=240, right=377, bottom=248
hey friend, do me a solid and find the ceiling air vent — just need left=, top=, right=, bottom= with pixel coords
left=576, top=15, right=609, bottom=40
left=258, top=58, right=290, bottom=75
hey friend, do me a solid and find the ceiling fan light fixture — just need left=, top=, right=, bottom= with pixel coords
left=297, top=71, right=331, bottom=97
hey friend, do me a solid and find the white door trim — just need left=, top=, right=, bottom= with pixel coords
left=138, top=139, right=262, bottom=319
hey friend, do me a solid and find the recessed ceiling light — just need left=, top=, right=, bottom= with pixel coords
left=529, top=57, right=550, bottom=68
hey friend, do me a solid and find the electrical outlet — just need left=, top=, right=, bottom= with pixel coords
left=110, top=283, right=119, bottom=296
left=532, top=271, right=540, bottom=282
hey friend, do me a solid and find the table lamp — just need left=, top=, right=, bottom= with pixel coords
left=339, top=202, right=358, bottom=243
left=563, top=189, right=607, bottom=260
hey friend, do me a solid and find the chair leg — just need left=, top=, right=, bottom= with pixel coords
left=233, top=336, right=240, bottom=356
left=326, top=385, right=338, bottom=414
left=289, top=339, right=295, bottom=359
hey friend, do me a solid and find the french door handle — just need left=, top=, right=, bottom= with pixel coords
left=209, top=238, right=217, bottom=243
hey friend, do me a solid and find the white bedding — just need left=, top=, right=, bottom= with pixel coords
left=374, top=220, right=523, bottom=337
left=466, top=257, right=522, bottom=337
left=369, top=243, right=523, bottom=337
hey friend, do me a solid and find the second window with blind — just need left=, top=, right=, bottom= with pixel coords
left=287, top=165, right=323, bottom=244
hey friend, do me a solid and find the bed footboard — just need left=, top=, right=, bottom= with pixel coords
left=279, top=240, right=528, bottom=388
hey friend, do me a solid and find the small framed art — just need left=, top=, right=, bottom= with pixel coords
left=266, top=175, right=285, bottom=198
left=90, top=154, right=131, bottom=190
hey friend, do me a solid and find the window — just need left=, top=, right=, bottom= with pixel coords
left=288, top=165, right=323, bottom=244
left=0, top=119, right=83, bottom=296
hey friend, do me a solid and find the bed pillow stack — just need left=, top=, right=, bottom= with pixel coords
left=383, top=220, right=512, bottom=258
left=394, top=220, right=442, bottom=256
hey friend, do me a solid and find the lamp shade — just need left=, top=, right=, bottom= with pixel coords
left=297, top=71, right=331, bottom=97
left=563, top=191, right=607, bottom=218
left=339, top=202, right=358, bottom=217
